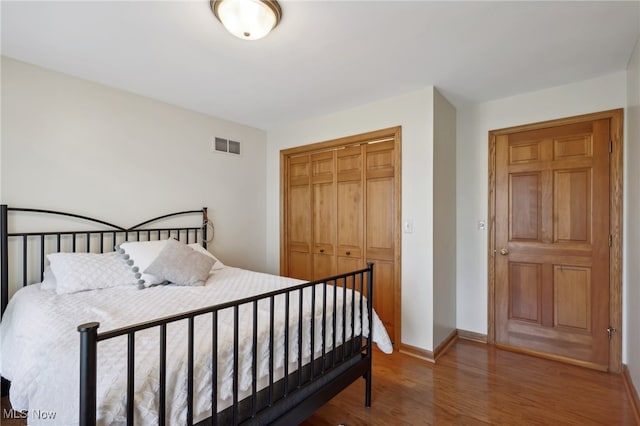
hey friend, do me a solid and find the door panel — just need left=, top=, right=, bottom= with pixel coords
left=337, top=256, right=364, bottom=276
left=366, top=178, right=394, bottom=261
left=365, top=141, right=396, bottom=341
left=337, top=181, right=363, bottom=258
left=509, top=173, right=541, bottom=240
left=311, top=152, right=336, bottom=256
left=554, top=169, right=590, bottom=243
left=311, top=151, right=335, bottom=184
left=311, top=152, right=336, bottom=278
left=313, top=253, right=336, bottom=281
left=509, top=262, right=541, bottom=323
left=336, top=146, right=364, bottom=268
left=495, top=119, right=610, bottom=370
left=286, top=156, right=312, bottom=280
left=369, top=259, right=395, bottom=340
left=289, top=251, right=312, bottom=281
left=553, top=266, right=591, bottom=330
left=312, top=182, right=335, bottom=255
left=289, top=185, right=311, bottom=250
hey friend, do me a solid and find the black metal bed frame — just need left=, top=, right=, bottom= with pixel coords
left=0, top=205, right=374, bottom=425
left=0, top=205, right=210, bottom=317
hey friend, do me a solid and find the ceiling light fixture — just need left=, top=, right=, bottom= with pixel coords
left=211, top=0, right=282, bottom=41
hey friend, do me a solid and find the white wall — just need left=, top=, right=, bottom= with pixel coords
left=432, top=89, right=457, bottom=346
left=0, top=55, right=3, bottom=203
left=4, top=52, right=632, bottom=365
left=266, top=88, right=436, bottom=350
left=624, top=36, right=640, bottom=395
left=1, top=57, right=268, bottom=272
left=456, top=72, right=627, bottom=336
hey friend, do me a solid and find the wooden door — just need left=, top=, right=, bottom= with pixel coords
left=281, top=126, right=402, bottom=345
left=286, top=155, right=312, bottom=280
left=311, top=151, right=336, bottom=280
left=336, top=145, right=364, bottom=275
left=494, top=119, right=611, bottom=370
left=366, top=140, right=397, bottom=340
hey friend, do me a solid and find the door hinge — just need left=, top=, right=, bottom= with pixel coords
left=609, top=140, right=613, bottom=153
left=609, top=235, right=612, bottom=247
left=607, top=326, right=617, bottom=340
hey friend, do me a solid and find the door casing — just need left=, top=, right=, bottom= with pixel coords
left=487, top=109, right=623, bottom=373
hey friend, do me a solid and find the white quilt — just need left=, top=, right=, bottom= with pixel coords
left=0, top=266, right=392, bottom=425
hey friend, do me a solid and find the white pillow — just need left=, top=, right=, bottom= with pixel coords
left=41, top=266, right=57, bottom=291
left=144, top=239, right=216, bottom=286
left=188, top=244, right=226, bottom=270
left=118, top=240, right=168, bottom=285
left=48, top=252, right=138, bottom=295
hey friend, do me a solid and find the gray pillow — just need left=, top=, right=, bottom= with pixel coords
left=144, top=238, right=216, bottom=286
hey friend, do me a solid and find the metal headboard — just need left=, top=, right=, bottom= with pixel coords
left=0, top=205, right=211, bottom=317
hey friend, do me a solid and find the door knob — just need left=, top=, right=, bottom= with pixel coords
left=499, top=248, right=509, bottom=255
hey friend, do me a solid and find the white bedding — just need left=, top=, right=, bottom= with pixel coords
left=0, top=266, right=392, bottom=425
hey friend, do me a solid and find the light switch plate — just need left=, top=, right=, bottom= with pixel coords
left=404, top=220, right=413, bottom=233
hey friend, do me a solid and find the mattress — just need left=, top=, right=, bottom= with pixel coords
left=0, top=266, right=392, bottom=425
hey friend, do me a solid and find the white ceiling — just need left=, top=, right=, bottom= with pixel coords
left=2, top=1, right=639, bottom=130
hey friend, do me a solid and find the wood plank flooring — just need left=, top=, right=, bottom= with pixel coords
left=302, top=340, right=636, bottom=425
left=2, top=340, right=636, bottom=425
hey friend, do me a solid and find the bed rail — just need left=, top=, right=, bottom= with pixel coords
left=78, top=264, right=374, bottom=426
left=0, top=204, right=210, bottom=317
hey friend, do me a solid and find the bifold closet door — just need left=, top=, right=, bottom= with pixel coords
left=311, top=151, right=336, bottom=280
left=337, top=145, right=365, bottom=275
left=282, top=127, right=400, bottom=344
left=365, top=140, right=397, bottom=340
left=286, top=155, right=312, bottom=281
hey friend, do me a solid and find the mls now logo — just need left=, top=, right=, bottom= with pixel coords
left=3, top=408, right=57, bottom=420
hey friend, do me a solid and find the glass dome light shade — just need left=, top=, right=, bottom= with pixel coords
left=212, top=0, right=282, bottom=41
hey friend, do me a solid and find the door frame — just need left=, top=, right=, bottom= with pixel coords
left=487, top=109, right=623, bottom=373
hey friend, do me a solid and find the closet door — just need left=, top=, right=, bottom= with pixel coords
left=365, top=140, right=397, bottom=340
left=336, top=145, right=364, bottom=275
left=286, top=155, right=312, bottom=280
left=311, top=151, right=336, bottom=280
left=281, top=126, right=401, bottom=345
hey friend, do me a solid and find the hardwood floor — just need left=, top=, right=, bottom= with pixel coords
left=2, top=340, right=636, bottom=425
left=302, top=340, right=637, bottom=425
left=1, top=394, right=25, bottom=426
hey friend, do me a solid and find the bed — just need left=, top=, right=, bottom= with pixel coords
left=0, top=205, right=392, bottom=425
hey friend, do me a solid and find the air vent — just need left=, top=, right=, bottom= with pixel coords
left=212, top=137, right=241, bottom=156
left=228, top=140, right=241, bottom=155
left=215, top=137, right=227, bottom=152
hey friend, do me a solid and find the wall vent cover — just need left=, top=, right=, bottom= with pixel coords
left=215, top=137, right=228, bottom=152
left=228, top=140, right=241, bottom=155
left=213, top=137, right=241, bottom=155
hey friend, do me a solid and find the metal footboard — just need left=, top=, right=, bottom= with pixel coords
left=78, top=265, right=374, bottom=426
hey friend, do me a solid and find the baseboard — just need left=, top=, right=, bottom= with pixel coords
left=433, top=329, right=458, bottom=361
left=457, top=329, right=488, bottom=344
left=398, top=329, right=458, bottom=364
left=398, top=343, right=435, bottom=363
left=622, top=365, right=640, bottom=425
